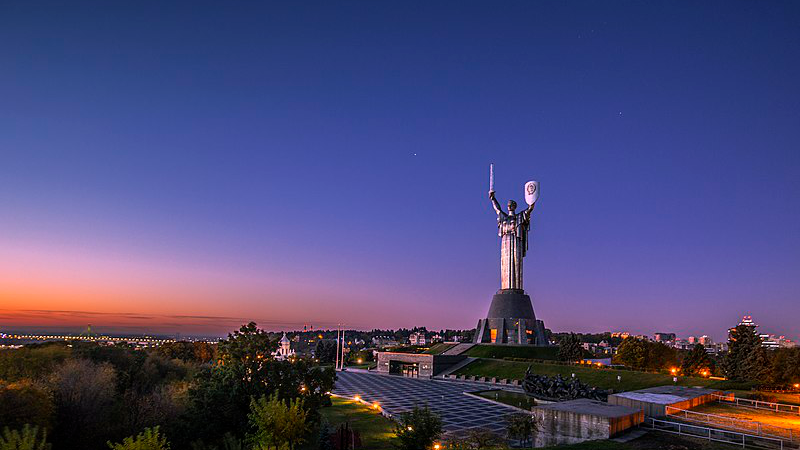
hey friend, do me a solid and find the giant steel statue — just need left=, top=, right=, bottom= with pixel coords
left=475, top=165, right=546, bottom=345
left=488, top=163, right=539, bottom=290
left=489, top=180, right=537, bottom=290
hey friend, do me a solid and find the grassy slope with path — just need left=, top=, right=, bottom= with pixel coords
left=456, top=359, right=742, bottom=392
left=463, top=344, right=559, bottom=360
left=312, top=396, right=395, bottom=450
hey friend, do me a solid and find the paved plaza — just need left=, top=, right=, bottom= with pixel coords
left=333, top=370, right=525, bottom=435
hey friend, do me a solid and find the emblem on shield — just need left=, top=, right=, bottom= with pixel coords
left=524, top=181, right=539, bottom=205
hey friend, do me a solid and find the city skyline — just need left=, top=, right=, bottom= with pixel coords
left=2, top=2, right=799, bottom=341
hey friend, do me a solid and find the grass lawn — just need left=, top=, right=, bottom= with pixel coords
left=455, top=359, right=743, bottom=392
left=463, top=344, right=559, bottom=360
left=315, top=396, right=396, bottom=449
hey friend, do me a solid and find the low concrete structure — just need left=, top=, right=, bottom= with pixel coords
left=608, top=385, right=722, bottom=417
left=533, top=398, right=643, bottom=446
left=376, top=352, right=466, bottom=378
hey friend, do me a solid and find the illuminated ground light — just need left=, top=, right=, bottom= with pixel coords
left=372, top=402, right=380, bottom=410
left=354, top=395, right=361, bottom=402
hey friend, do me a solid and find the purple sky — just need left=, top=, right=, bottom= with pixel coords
left=1, top=2, right=799, bottom=341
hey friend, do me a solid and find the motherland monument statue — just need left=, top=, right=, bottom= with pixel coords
left=474, top=164, right=548, bottom=345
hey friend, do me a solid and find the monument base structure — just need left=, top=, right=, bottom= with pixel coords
left=474, top=289, right=548, bottom=345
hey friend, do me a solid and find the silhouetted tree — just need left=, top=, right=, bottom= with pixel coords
left=315, top=340, right=337, bottom=364
left=725, top=325, right=767, bottom=382
left=557, top=333, right=583, bottom=362
left=681, top=344, right=713, bottom=376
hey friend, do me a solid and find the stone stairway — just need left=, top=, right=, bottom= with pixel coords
left=441, top=343, right=475, bottom=355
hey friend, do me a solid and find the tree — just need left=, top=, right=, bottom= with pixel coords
left=248, top=394, right=309, bottom=450
left=393, top=405, right=442, bottom=450
left=315, top=340, right=337, bottom=364
left=463, top=429, right=501, bottom=448
left=725, top=325, right=766, bottom=382
left=557, top=333, right=583, bottom=362
left=0, top=380, right=54, bottom=432
left=317, top=420, right=334, bottom=450
left=614, top=338, right=677, bottom=370
left=769, top=348, right=800, bottom=386
left=614, top=338, right=648, bottom=369
left=505, top=413, right=539, bottom=447
left=681, top=344, right=713, bottom=376
left=107, top=427, right=170, bottom=450
left=48, top=359, right=117, bottom=450
left=0, top=425, right=51, bottom=450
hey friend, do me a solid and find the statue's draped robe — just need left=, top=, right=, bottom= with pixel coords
left=497, top=210, right=530, bottom=290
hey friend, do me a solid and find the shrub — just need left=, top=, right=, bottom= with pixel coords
left=107, top=427, right=169, bottom=450
left=0, top=425, right=51, bottom=450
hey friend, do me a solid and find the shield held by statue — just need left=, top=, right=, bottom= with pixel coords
left=524, top=181, right=539, bottom=205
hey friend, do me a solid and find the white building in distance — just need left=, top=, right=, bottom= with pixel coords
left=273, top=333, right=296, bottom=361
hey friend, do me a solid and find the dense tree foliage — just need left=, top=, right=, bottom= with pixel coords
left=614, top=337, right=677, bottom=370
left=314, top=340, right=337, bottom=364
left=107, top=427, right=169, bottom=450
left=248, top=394, right=309, bottom=450
left=0, top=425, right=51, bottom=450
left=393, top=405, right=442, bottom=450
left=680, top=344, right=714, bottom=376
left=0, top=322, right=335, bottom=450
left=0, top=380, right=54, bottom=432
left=557, top=333, right=584, bottom=362
left=724, top=325, right=764, bottom=381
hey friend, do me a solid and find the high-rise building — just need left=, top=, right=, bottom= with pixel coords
left=698, top=335, right=713, bottom=346
left=654, top=333, right=676, bottom=342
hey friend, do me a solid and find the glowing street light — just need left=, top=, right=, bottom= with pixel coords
left=354, top=395, right=361, bottom=402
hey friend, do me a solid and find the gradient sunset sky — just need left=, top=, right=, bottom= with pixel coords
left=1, top=2, right=799, bottom=340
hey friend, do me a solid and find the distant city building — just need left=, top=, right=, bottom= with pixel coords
left=272, top=333, right=295, bottom=361
left=409, top=332, right=427, bottom=346
left=738, top=315, right=756, bottom=327
left=611, top=332, right=630, bottom=339
left=687, top=336, right=697, bottom=344
left=698, top=335, right=713, bottom=346
left=653, top=333, right=676, bottom=342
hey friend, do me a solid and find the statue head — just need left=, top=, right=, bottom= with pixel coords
left=507, top=200, right=517, bottom=213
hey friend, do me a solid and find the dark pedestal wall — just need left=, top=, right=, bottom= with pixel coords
left=474, top=289, right=548, bottom=345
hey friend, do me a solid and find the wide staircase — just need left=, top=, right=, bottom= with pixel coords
left=441, top=343, right=475, bottom=355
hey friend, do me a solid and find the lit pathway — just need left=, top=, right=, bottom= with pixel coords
left=333, top=370, right=524, bottom=436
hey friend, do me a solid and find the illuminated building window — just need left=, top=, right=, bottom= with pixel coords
left=490, top=329, right=497, bottom=341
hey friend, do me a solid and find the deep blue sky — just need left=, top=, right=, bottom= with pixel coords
left=1, top=2, right=799, bottom=340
